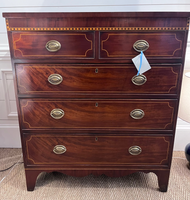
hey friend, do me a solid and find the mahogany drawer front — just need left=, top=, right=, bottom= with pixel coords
left=20, top=99, right=176, bottom=130
left=16, top=64, right=180, bottom=95
left=25, top=135, right=170, bottom=166
left=12, top=32, right=94, bottom=59
left=100, top=32, right=185, bottom=59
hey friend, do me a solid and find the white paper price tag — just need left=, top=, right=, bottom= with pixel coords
left=132, top=52, right=151, bottom=75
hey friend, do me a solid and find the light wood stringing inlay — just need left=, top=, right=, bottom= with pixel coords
left=13, top=33, right=93, bottom=57
left=21, top=100, right=174, bottom=129
left=101, top=33, right=182, bottom=57
left=26, top=135, right=170, bottom=165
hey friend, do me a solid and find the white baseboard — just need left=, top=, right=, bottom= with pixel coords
left=174, top=121, right=190, bottom=151
left=0, top=125, right=21, bottom=148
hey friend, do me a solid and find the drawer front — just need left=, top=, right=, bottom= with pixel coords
left=12, top=32, right=94, bottom=59
left=100, top=32, right=185, bottom=59
left=16, top=64, right=180, bottom=95
left=20, top=99, right=176, bottom=130
left=25, top=135, right=170, bottom=165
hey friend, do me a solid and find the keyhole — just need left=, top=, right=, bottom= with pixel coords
left=95, top=102, right=98, bottom=107
left=95, top=137, right=98, bottom=141
left=95, top=68, right=98, bottom=73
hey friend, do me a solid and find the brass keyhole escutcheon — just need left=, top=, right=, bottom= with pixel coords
left=95, top=137, right=98, bottom=141
left=95, top=102, right=98, bottom=107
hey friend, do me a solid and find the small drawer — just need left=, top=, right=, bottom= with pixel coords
left=16, top=64, right=180, bottom=95
left=20, top=99, right=176, bottom=130
left=25, top=134, right=170, bottom=166
left=12, top=32, right=94, bottom=59
left=100, top=32, right=185, bottom=59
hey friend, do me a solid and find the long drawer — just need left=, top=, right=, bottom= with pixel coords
left=25, top=135, right=170, bottom=166
left=12, top=32, right=94, bottom=59
left=16, top=64, right=180, bottom=95
left=20, top=99, right=176, bottom=130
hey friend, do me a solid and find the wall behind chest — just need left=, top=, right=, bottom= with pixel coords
left=1, top=0, right=190, bottom=148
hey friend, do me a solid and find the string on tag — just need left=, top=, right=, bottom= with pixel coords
left=137, top=51, right=143, bottom=76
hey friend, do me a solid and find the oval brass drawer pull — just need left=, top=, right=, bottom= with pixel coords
left=50, top=108, right=64, bottom=119
left=129, top=146, right=142, bottom=155
left=130, top=109, right=144, bottom=119
left=48, top=74, right=63, bottom=85
left=132, top=74, right=147, bottom=86
left=133, top=40, right=149, bottom=52
left=53, top=145, right=67, bottom=154
left=46, top=40, right=61, bottom=52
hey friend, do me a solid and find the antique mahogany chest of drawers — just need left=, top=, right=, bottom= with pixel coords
left=3, top=12, right=190, bottom=192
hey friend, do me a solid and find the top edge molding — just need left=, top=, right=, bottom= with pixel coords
left=3, top=12, right=190, bottom=18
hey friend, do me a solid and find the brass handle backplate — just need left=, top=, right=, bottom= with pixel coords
left=50, top=108, right=64, bottom=119
left=53, top=145, right=67, bottom=154
left=133, top=40, right=149, bottom=52
left=46, top=40, right=61, bottom=52
left=129, top=146, right=142, bottom=155
left=132, top=74, right=147, bottom=86
left=48, top=74, right=63, bottom=85
left=130, top=109, right=144, bottom=119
